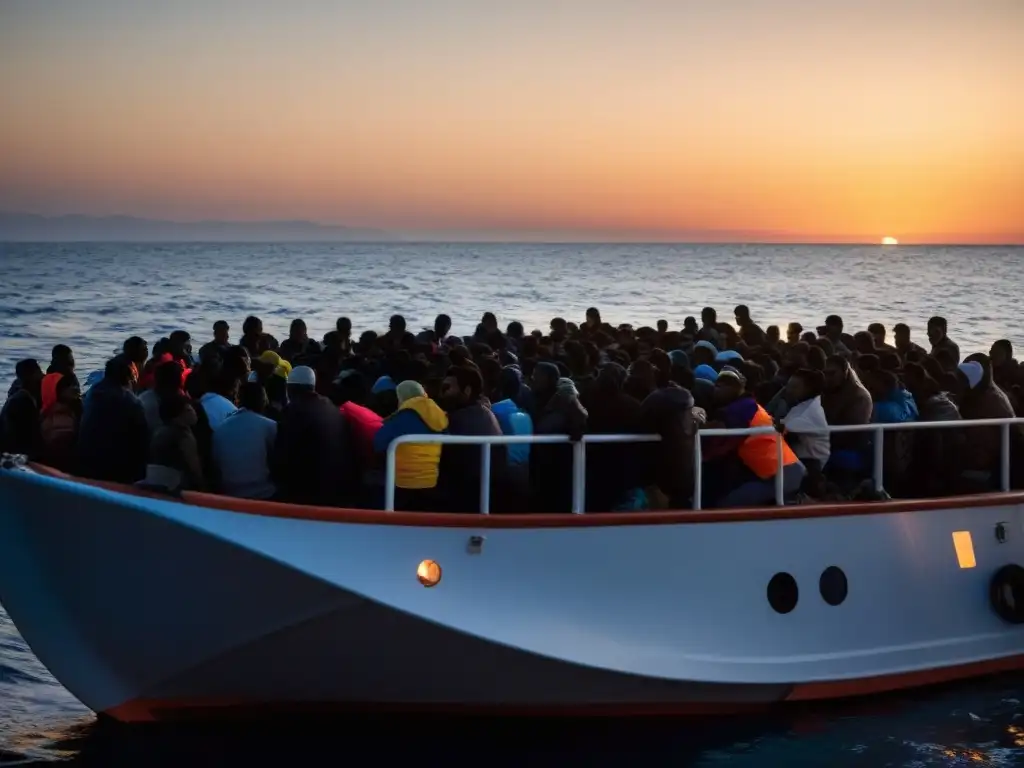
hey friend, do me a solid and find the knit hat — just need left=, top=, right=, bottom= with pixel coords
left=372, top=375, right=397, bottom=394
left=287, top=366, right=316, bottom=387
left=667, top=349, right=689, bottom=368
left=693, top=364, right=719, bottom=382
left=695, top=340, right=718, bottom=354
left=958, top=361, right=984, bottom=389
left=716, top=350, right=743, bottom=363
left=396, top=380, right=425, bottom=404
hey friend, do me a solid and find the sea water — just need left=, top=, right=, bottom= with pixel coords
left=1, top=241, right=1023, bottom=765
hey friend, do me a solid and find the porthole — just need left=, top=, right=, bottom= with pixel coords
left=819, top=566, right=848, bottom=606
left=767, top=572, right=799, bottom=614
left=990, top=564, right=1024, bottom=624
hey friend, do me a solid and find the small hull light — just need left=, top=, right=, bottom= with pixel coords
left=417, top=559, right=442, bottom=587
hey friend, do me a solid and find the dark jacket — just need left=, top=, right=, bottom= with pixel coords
left=822, top=370, right=873, bottom=455
left=76, top=379, right=149, bottom=483
left=531, top=390, right=588, bottom=513
left=0, top=388, right=41, bottom=458
left=440, top=400, right=506, bottom=513
left=582, top=373, right=643, bottom=512
left=272, top=391, right=353, bottom=505
left=150, top=423, right=206, bottom=491
left=638, top=385, right=697, bottom=506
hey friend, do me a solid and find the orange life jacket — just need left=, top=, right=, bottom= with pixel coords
left=738, top=404, right=800, bottom=479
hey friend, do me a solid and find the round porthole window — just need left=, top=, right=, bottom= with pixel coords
left=767, top=572, right=799, bottom=614
left=819, top=566, right=848, bottom=606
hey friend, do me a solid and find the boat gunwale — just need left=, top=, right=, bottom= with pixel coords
left=20, top=462, right=1024, bottom=528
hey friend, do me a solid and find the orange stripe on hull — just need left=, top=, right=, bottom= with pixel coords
left=104, top=654, right=1024, bottom=723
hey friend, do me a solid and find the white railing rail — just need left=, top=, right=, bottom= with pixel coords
left=383, top=417, right=1024, bottom=513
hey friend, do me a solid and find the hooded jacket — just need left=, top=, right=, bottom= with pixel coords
left=373, top=395, right=449, bottom=489
left=39, top=373, right=79, bottom=470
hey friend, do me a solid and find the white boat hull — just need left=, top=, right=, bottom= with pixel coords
left=2, top=464, right=1024, bottom=722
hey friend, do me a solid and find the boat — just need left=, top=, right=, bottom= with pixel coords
left=2, top=418, right=1024, bottom=724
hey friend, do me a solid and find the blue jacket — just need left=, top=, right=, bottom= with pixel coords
left=491, top=398, right=533, bottom=465
left=872, top=388, right=919, bottom=424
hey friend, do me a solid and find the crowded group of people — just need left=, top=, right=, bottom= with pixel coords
left=2, top=305, right=1023, bottom=512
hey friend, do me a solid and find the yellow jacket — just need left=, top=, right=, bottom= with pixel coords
left=373, top=395, right=449, bottom=489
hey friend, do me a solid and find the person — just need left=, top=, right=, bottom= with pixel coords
left=47, top=344, right=76, bottom=377
left=212, top=380, right=278, bottom=499
left=902, top=362, right=963, bottom=497
left=38, top=372, right=81, bottom=471
left=372, top=377, right=449, bottom=511
left=638, top=382, right=697, bottom=509
left=240, top=316, right=264, bottom=357
left=272, top=366, right=353, bottom=505
left=864, top=369, right=918, bottom=496
left=786, top=323, right=803, bottom=346
left=821, top=355, right=873, bottom=483
left=700, top=369, right=804, bottom=507
left=331, top=370, right=384, bottom=501
left=491, top=375, right=534, bottom=469
left=956, top=356, right=1017, bottom=491
left=990, top=339, right=1020, bottom=396
left=734, top=305, right=766, bottom=347
left=199, top=321, right=231, bottom=362
left=279, top=318, right=322, bottom=364
left=195, top=365, right=239, bottom=431
left=778, top=369, right=830, bottom=493
left=584, top=362, right=644, bottom=511
left=146, top=393, right=205, bottom=491
left=381, top=315, right=414, bottom=352
left=697, top=307, right=723, bottom=349
left=893, top=323, right=926, bottom=359
left=531, top=369, right=588, bottom=513
left=168, top=330, right=195, bottom=367
left=823, top=315, right=851, bottom=355
left=0, top=359, right=44, bottom=456
left=438, top=365, right=506, bottom=513
left=867, top=323, right=897, bottom=354
left=139, top=359, right=186, bottom=434
left=76, top=355, right=149, bottom=483
left=927, top=316, right=960, bottom=365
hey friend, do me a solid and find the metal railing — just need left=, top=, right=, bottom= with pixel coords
left=383, top=417, right=1024, bottom=513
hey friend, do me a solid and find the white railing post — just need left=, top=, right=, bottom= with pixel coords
left=693, top=432, right=703, bottom=511
left=570, top=440, right=585, bottom=514
left=384, top=441, right=398, bottom=512
left=873, top=426, right=884, bottom=494
left=479, top=443, right=491, bottom=515
left=1001, top=422, right=1011, bottom=492
left=774, top=432, right=785, bottom=506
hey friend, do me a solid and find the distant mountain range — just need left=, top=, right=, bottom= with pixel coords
left=0, top=212, right=395, bottom=242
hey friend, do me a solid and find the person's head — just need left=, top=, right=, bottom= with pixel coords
left=853, top=331, right=876, bottom=355
left=336, top=317, right=352, bottom=337
left=330, top=369, right=367, bottom=406
left=396, top=379, right=427, bottom=406
left=823, top=354, right=850, bottom=392
left=785, top=368, right=824, bottom=404
left=991, top=339, right=1013, bottom=366
left=238, top=380, right=268, bottom=413
left=865, top=369, right=899, bottom=401
left=118, top=336, right=146, bottom=368
left=158, top=393, right=197, bottom=428
left=50, top=344, right=75, bottom=373
left=693, top=341, right=717, bottom=367
left=506, top=321, right=524, bottom=340
left=532, top=361, right=560, bottom=395
left=15, top=359, right=43, bottom=391
left=433, top=314, right=452, bottom=338
left=169, top=330, right=192, bottom=360
left=880, top=352, right=902, bottom=372
left=154, top=359, right=185, bottom=395
left=806, top=345, right=827, bottom=371
left=713, top=369, right=746, bottom=404
left=701, top=307, right=717, bottom=327
left=766, top=325, right=780, bottom=344
left=734, top=305, right=751, bottom=325
left=683, top=316, right=698, bottom=334
left=104, top=354, right=136, bottom=389
left=480, top=312, right=498, bottom=333
left=893, top=323, right=911, bottom=349
left=786, top=323, right=803, bottom=345
left=825, top=315, right=843, bottom=340
left=289, top=318, right=307, bottom=343
left=389, top=315, right=407, bottom=334
left=927, top=316, right=948, bottom=346
left=656, top=319, right=669, bottom=334
left=242, top=316, right=263, bottom=339
left=902, top=362, right=938, bottom=400
left=867, top=323, right=887, bottom=347
left=213, top=320, right=230, bottom=345
left=440, top=365, right=483, bottom=410
left=286, top=365, right=316, bottom=397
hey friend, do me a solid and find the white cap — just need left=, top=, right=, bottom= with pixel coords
left=958, top=361, right=983, bottom=390
left=288, top=365, right=316, bottom=387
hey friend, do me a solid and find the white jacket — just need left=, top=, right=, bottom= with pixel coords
left=782, top=395, right=831, bottom=465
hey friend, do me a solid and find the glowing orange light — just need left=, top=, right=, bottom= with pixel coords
left=952, top=531, right=976, bottom=569
left=417, top=559, right=442, bottom=587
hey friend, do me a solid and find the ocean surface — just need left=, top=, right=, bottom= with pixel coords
left=2, top=241, right=1024, bottom=766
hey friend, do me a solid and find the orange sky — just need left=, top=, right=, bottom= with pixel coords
left=0, top=0, right=1021, bottom=242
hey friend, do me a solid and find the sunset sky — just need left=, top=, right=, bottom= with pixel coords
left=1, top=0, right=1021, bottom=243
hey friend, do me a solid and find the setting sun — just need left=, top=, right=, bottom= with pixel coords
left=882, top=237, right=899, bottom=246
